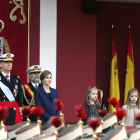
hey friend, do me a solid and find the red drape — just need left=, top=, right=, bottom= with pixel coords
left=0, top=0, right=28, bottom=84
left=0, top=101, right=22, bottom=123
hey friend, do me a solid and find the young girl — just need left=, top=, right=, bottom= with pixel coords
left=122, top=88, right=140, bottom=126
left=83, top=86, right=101, bottom=125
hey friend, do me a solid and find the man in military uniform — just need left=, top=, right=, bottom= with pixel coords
left=23, top=65, right=42, bottom=122
left=0, top=53, right=22, bottom=125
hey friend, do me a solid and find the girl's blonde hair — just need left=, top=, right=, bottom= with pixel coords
left=83, top=86, right=100, bottom=106
left=125, top=88, right=140, bottom=109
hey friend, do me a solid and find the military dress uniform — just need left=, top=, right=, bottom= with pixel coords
left=23, top=82, right=42, bottom=122
left=0, top=53, right=23, bottom=125
left=22, top=65, right=42, bottom=122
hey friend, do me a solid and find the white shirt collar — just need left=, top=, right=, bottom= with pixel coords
left=2, top=71, right=10, bottom=77
left=31, top=82, right=39, bottom=88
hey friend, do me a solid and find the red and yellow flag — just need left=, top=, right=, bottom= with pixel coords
left=109, top=26, right=120, bottom=112
left=124, top=27, right=135, bottom=103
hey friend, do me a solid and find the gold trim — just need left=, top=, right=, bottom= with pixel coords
left=2, top=53, right=13, bottom=61
left=22, top=85, right=35, bottom=106
left=29, top=70, right=41, bottom=74
left=3, top=38, right=10, bottom=53
left=21, top=85, right=24, bottom=106
left=10, top=0, right=26, bottom=24
left=28, top=0, right=31, bottom=83
left=24, top=84, right=34, bottom=97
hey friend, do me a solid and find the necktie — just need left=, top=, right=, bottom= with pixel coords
left=35, top=85, right=38, bottom=89
left=5, top=75, right=9, bottom=82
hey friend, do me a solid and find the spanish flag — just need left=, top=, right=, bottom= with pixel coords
left=109, top=26, right=120, bottom=112
left=124, top=26, right=135, bottom=103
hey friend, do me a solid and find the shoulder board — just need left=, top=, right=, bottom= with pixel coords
left=23, top=84, right=34, bottom=97
left=17, top=76, right=20, bottom=78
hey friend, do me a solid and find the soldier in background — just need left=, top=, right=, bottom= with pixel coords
left=22, top=65, right=42, bottom=122
left=0, top=53, right=22, bottom=125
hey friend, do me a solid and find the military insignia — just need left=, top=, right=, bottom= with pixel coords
left=15, top=85, right=18, bottom=89
left=34, top=66, right=39, bottom=70
left=6, top=53, right=12, bottom=59
left=13, top=85, right=18, bottom=97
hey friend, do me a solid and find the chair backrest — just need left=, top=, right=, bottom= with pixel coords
left=97, top=89, right=103, bottom=105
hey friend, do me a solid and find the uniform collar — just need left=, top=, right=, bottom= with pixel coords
left=2, top=71, right=10, bottom=77
left=31, top=82, right=39, bottom=88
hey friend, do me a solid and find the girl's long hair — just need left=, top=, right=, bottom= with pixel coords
left=125, top=88, right=140, bottom=109
left=83, top=86, right=100, bottom=106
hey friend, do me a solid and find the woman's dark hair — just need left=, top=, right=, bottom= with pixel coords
left=40, top=70, right=52, bottom=81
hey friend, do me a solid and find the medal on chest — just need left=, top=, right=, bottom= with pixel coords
left=13, top=85, right=18, bottom=97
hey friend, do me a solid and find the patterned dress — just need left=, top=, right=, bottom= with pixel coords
left=88, top=104, right=100, bottom=119
left=83, top=104, right=100, bottom=125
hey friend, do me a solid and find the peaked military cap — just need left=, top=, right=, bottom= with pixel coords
left=0, top=53, right=14, bottom=61
left=26, top=65, right=41, bottom=74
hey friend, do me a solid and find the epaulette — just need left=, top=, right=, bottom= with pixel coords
left=17, top=76, right=20, bottom=78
